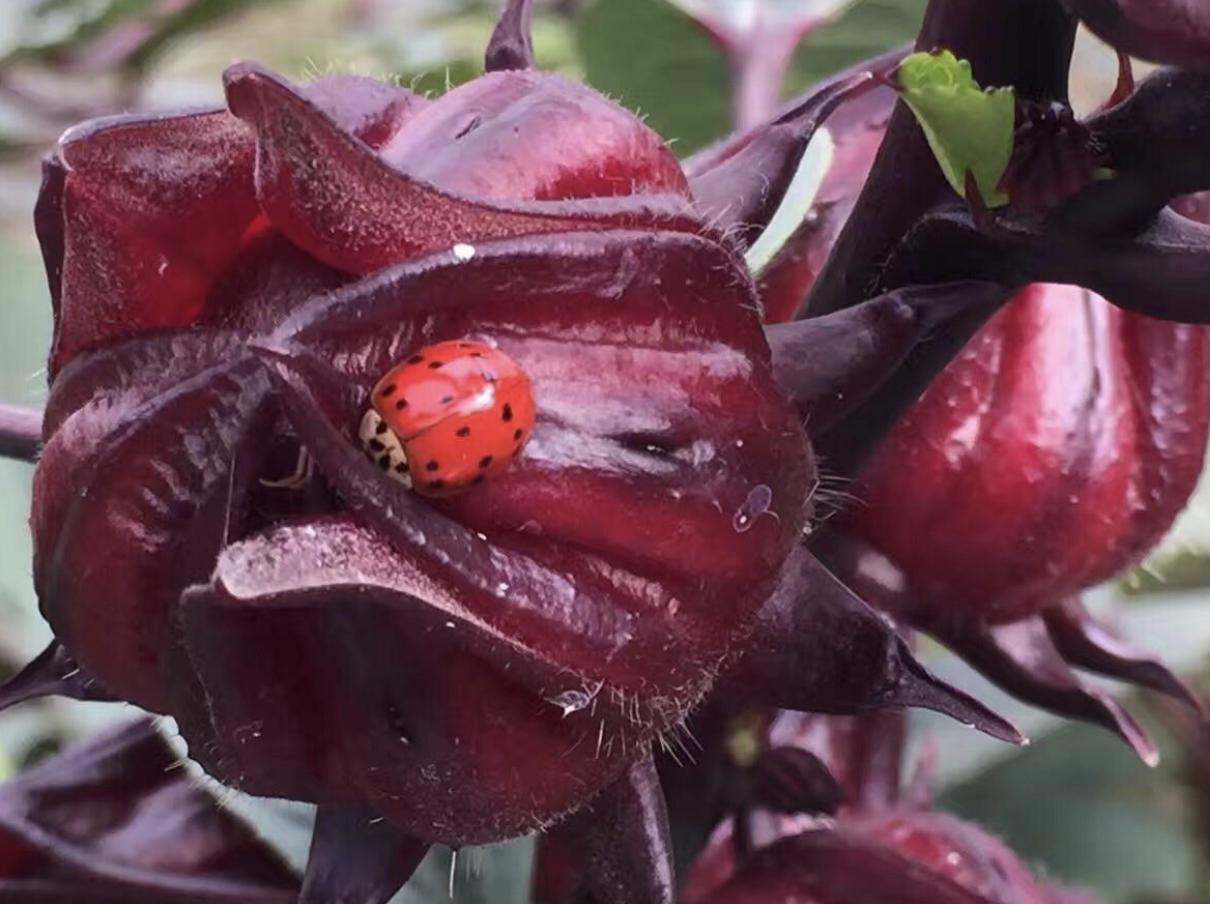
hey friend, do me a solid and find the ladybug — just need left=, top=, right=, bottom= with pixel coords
left=359, top=339, right=535, bottom=496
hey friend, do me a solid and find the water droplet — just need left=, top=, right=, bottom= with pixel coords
left=452, top=243, right=476, bottom=262
left=733, top=484, right=773, bottom=533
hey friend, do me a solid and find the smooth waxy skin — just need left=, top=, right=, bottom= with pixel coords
left=847, top=282, right=1210, bottom=625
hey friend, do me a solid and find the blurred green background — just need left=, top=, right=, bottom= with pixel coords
left=0, top=2, right=1206, bottom=902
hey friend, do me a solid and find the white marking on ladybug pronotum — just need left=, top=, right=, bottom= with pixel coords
left=359, top=409, right=412, bottom=488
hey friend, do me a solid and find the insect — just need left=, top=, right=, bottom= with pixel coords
left=359, top=339, right=536, bottom=496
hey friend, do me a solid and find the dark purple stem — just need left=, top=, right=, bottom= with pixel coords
left=0, top=403, right=42, bottom=462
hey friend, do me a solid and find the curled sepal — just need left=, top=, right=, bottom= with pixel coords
left=929, top=616, right=1159, bottom=765
left=718, top=547, right=1023, bottom=744
left=300, top=805, right=428, bottom=904
left=688, top=71, right=875, bottom=248
left=0, top=719, right=298, bottom=902
left=1059, top=0, right=1210, bottom=70
left=547, top=753, right=675, bottom=904
left=1044, top=597, right=1205, bottom=714
left=0, top=641, right=113, bottom=712
left=485, top=0, right=535, bottom=72
left=767, top=282, right=1005, bottom=433
left=224, top=62, right=705, bottom=275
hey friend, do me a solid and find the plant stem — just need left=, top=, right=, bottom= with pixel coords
left=0, top=404, right=43, bottom=463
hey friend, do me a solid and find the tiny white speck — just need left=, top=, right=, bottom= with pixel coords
left=496, top=581, right=510, bottom=596
left=452, top=243, right=476, bottom=262
left=735, top=440, right=744, bottom=448
left=445, top=621, right=456, bottom=629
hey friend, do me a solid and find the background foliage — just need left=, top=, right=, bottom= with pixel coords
left=0, top=1, right=1206, bottom=901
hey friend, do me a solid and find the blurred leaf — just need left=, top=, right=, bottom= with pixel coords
left=577, top=0, right=730, bottom=154
left=941, top=716, right=1200, bottom=903
left=788, top=0, right=926, bottom=86
left=576, top=0, right=923, bottom=155
left=895, top=49, right=1014, bottom=205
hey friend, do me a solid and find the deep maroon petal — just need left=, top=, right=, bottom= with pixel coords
left=224, top=62, right=702, bottom=274
left=276, top=230, right=810, bottom=591
left=178, top=514, right=651, bottom=843
left=717, top=547, right=1023, bottom=744
left=300, top=74, right=428, bottom=149
left=47, top=109, right=259, bottom=373
left=35, top=352, right=274, bottom=711
left=377, top=70, right=690, bottom=203
left=547, top=754, right=675, bottom=904
left=1060, top=0, right=1210, bottom=69
left=750, top=746, right=844, bottom=816
left=928, top=616, right=1159, bottom=765
left=299, top=806, right=427, bottom=904
left=1043, top=597, right=1204, bottom=712
left=0, top=641, right=112, bottom=712
left=0, top=719, right=296, bottom=902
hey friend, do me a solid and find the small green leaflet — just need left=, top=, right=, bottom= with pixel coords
left=895, top=50, right=1015, bottom=207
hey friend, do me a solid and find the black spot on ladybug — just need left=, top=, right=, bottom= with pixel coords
left=368, top=439, right=386, bottom=453
left=456, top=426, right=471, bottom=438
left=471, top=352, right=484, bottom=358
left=472, top=475, right=485, bottom=485
left=429, top=479, right=447, bottom=491
left=395, top=398, right=408, bottom=411
left=513, top=428, right=523, bottom=441
left=377, top=455, right=392, bottom=471
left=380, top=383, right=397, bottom=398
left=441, top=395, right=454, bottom=405
left=425, top=460, right=440, bottom=472
left=395, top=462, right=408, bottom=474
left=502, top=404, right=514, bottom=422
left=375, top=420, right=389, bottom=435
left=408, top=354, right=424, bottom=364
left=428, top=360, right=444, bottom=370
left=479, top=455, right=494, bottom=470
left=459, top=342, right=472, bottom=348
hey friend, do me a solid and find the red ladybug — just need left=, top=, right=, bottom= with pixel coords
left=359, top=339, right=535, bottom=496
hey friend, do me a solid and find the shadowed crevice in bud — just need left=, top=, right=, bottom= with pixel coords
left=300, top=805, right=428, bottom=904
left=719, top=547, right=1023, bottom=745
left=928, top=615, right=1159, bottom=765
left=548, top=753, right=675, bottom=904
left=0, top=640, right=113, bottom=711
left=1044, top=597, right=1206, bottom=715
left=0, top=403, right=42, bottom=463
left=767, top=281, right=1005, bottom=434
left=485, top=0, right=535, bottom=72
left=999, top=100, right=1103, bottom=211
left=688, top=71, right=877, bottom=247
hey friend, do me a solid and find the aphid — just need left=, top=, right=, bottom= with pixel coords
left=359, top=339, right=536, bottom=496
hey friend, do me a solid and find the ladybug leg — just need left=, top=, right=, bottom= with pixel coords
left=258, top=446, right=314, bottom=490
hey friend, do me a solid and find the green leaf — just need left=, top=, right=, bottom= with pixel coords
left=895, top=49, right=1015, bottom=206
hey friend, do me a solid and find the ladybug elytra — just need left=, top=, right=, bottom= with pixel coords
left=359, top=339, right=535, bottom=496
